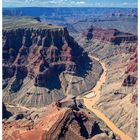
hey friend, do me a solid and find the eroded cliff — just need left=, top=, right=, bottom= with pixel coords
left=3, top=26, right=102, bottom=107
left=85, top=26, right=137, bottom=45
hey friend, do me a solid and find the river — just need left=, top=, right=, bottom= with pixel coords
left=82, top=55, right=133, bottom=140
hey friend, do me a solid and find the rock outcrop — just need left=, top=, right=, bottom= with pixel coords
left=3, top=100, right=115, bottom=140
left=123, top=45, right=137, bottom=87
left=126, top=46, right=137, bottom=74
left=3, top=27, right=89, bottom=89
left=85, top=26, right=137, bottom=45
left=122, top=75, right=137, bottom=86
left=3, top=27, right=102, bottom=107
left=123, top=45, right=138, bottom=105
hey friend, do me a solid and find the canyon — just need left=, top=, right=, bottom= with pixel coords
left=3, top=17, right=102, bottom=107
left=2, top=9, right=138, bottom=140
left=76, top=32, right=137, bottom=140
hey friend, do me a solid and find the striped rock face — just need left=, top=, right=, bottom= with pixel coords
left=3, top=27, right=102, bottom=107
left=85, top=26, right=137, bottom=45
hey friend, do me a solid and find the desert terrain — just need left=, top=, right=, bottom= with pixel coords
left=2, top=7, right=137, bottom=140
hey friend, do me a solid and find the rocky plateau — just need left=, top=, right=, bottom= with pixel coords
left=3, top=17, right=102, bottom=107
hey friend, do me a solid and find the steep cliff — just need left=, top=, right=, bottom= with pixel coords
left=85, top=26, right=137, bottom=45
left=3, top=28, right=86, bottom=88
left=3, top=20, right=102, bottom=107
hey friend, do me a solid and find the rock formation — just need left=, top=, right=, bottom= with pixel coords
left=122, top=45, right=137, bottom=87
left=3, top=27, right=88, bottom=89
left=85, top=26, right=137, bottom=45
left=3, top=100, right=115, bottom=140
left=3, top=27, right=102, bottom=107
left=122, top=75, right=137, bottom=86
left=126, top=46, right=137, bottom=74
left=123, top=45, right=138, bottom=105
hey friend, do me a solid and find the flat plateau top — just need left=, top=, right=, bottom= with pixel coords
left=3, top=16, right=63, bottom=30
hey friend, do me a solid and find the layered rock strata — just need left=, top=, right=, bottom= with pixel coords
left=3, top=27, right=102, bottom=107
left=85, top=26, right=137, bottom=45
left=87, top=42, right=137, bottom=140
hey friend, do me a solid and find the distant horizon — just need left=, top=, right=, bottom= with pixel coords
left=2, top=6, right=138, bottom=9
left=3, top=0, right=137, bottom=8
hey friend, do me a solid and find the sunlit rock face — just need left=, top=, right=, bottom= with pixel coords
left=85, top=26, right=137, bottom=45
left=3, top=27, right=89, bottom=90
left=3, top=27, right=102, bottom=107
left=2, top=101, right=114, bottom=140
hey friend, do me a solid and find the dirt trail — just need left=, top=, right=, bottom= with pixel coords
left=82, top=55, right=133, bottom=140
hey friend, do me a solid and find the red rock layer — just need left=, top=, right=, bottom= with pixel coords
left=3, top=102, right=111, bottom=140
left=123, top=44, right=138, bottom=105
left=85, top=26, right=137, bottom=44
left=3, top=28, right=89, bottom=91
left=123, top=44, right=137, bottom=87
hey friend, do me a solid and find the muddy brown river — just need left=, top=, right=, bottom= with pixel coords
left=82, top=55, right=133, bottom=140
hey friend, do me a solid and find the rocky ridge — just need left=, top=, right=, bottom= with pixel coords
left=85, top=26, right=137, bottom=45
left=3, top=98, right=117, bottom=140
left=3, top=26, right=102, bottom=107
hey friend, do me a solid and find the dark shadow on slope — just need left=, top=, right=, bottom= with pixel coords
left=2, top=103, right=12, bottom=119
left=90, top=122, right=102, bottom=137
left=3, top=28, right=93, bottom=91
left=74, top=112, right=89, bottom=139
left=65, top=34, right=92, bottom=77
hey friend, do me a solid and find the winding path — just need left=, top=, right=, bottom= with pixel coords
left=82, top=55, right=133, bottom=140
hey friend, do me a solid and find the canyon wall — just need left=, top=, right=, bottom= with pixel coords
left=85, top=26, right=137, bottom=45
left=3, top=27, right=102, bottom=107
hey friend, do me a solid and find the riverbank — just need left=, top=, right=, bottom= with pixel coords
left=82, top=55, right=133, bottom=140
